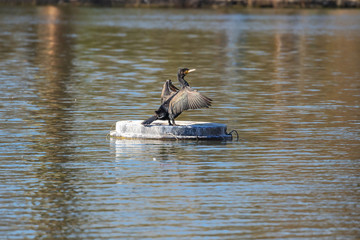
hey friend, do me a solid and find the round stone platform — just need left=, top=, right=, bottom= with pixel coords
left=109, top=120, right=232, bottom=140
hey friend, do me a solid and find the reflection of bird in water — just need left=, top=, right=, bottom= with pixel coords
left=142, top=68, right=212, bottom=126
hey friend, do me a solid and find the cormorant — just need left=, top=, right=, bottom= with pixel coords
left=161, top=79, right=178, bottom=104
left=142, top=68, right=212, bottom=126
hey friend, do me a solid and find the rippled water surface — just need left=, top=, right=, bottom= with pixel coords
left=1, top=6, right=360, bottom=239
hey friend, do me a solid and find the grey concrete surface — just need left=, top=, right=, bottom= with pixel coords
left=109, top=120, right=232, bottom=140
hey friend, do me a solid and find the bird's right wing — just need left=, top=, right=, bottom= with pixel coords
left=161, top=79, right=179, bottom=104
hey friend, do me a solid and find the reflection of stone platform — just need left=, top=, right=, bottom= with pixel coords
left=109, top=120, right=232, bottom=140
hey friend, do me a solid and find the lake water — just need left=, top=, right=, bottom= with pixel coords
left=1, top=6, right=359, bottom=239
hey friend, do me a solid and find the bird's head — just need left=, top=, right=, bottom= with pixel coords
left=178, top=68, right=196, bottom=77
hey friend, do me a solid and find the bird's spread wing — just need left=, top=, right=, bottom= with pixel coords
left=168, top=80, right=179, bottom=92
left=169, top=87, right=212, bottom=116
left=161, top=80, right=179, bottom=104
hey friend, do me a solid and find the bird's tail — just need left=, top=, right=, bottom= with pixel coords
left=142, top=115, right=158, bottom=125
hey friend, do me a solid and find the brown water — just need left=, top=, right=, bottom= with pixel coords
left=0, top=6, right=359, bottom=239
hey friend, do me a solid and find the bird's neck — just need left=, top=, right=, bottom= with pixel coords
left=178, top=74, right=189, bottom=87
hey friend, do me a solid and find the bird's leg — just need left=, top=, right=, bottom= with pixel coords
left=168, top=119, right=172, bottom=126
left=172, top=119, right=177, bottom=126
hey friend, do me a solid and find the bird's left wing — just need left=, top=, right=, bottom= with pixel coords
left=169, top=87, right=212, bottom=116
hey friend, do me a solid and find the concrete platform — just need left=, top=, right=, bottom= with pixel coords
left=109, top=120, right=232, bottom=140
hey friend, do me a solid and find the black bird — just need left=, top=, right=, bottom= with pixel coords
left=160, top=79, right=178, bottom=104
left=142, top=68, right=212, bottom=126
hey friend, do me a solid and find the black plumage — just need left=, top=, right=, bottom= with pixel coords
left=142, top=68, right=212, bottom=126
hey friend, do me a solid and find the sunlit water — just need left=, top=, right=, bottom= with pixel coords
left=1, top=6, right=359, bottom=239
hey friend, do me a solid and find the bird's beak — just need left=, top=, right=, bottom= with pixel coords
left=187, top=69, right=196, bottom=74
